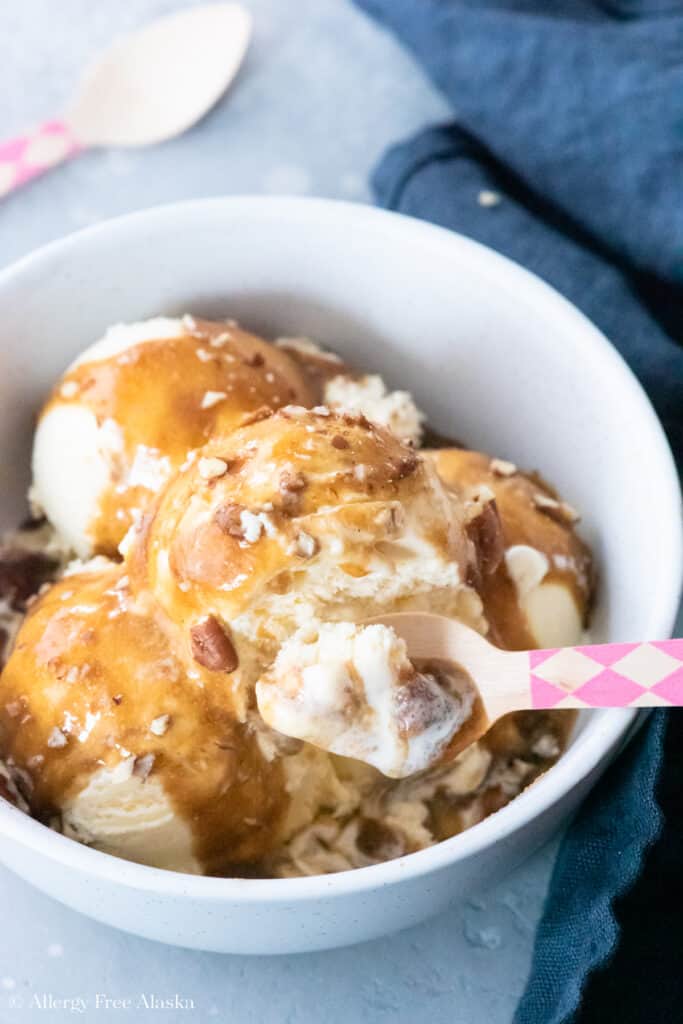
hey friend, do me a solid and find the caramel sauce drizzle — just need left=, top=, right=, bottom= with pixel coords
left=42, top=320, right=317, bottom=556
left=0, top=566, right=287, bottom=874
left=427, top=448, right=594, bottom=651
left=136, top=409, right=471, bottom=637
left=0, top=338, right=591, bottom=875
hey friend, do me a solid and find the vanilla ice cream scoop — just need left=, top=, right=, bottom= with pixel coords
left=429, top=449, right=594, bottom=650
left=31, top=317, right=315, bottom=558
left=256, top=622, right=474, bottom=778
left=0, top=563, right=293, bottom=875
left=276, top=340, right=426, bottom=445
left=323, top=373, right=425, bottom=446
left=134, top=406, right=485, bottom=706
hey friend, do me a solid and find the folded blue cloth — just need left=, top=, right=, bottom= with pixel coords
left=352, top=1, right=683, bottom=1020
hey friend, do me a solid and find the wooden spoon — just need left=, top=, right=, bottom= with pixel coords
left=369, top=612, right=683, bottom=760
left=0, top=3, right=251, bottom=198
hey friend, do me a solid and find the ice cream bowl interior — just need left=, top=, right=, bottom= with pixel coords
left=0, top=197, right=680, bottom=954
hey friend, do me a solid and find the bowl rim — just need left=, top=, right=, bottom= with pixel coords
left=1, top=195, right=681, bottom=903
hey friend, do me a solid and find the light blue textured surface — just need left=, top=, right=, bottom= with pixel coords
left=0, top=847, right=559, bottom=1021
left=1, top=2, right=559, bottom=1020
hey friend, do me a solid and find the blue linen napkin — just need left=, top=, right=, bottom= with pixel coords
left=351, top=1, right=683, bottom=1020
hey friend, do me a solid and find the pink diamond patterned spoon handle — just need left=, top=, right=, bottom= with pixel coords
left=525, top=638, right=683, bottom=710
left=370, top=612, right=682, bottom=760
left=0, top=122, right=82, bottom=198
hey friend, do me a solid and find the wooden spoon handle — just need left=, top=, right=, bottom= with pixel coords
left=527, top=639, right=683, bottom=709
left=0, top=120, right=83, bottom=198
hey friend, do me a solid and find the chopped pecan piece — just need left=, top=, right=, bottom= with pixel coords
left=244, top=352, right=265, bottom=367
left=47, top=727, right=68, bottom=749
left=240, top=405, right=273, bottom=427
left=395, top=671, right=453, bottom=737
left=389, top=451, right=419, bottom=480
left=150, top=714, right=171, bottom=737
left=490, top=458, right=517, bottom=477
left=280, top=470, right=306, bottom=492
left=279, top=469, right=307, bottom=513
left=214, top=503, right=246, bottom=537
left=466, top=498, right=504, bottom=577
left=356, top=818, right=405, bottom=860
left=198, top=457, right=228, bottom=481
left=133, top=753, right=156, bottom=781
left=533, top=492, right=580, bottom=525
left=294, top=531, right=319, bottom=558
left=190, top=615, right=239, bottom=672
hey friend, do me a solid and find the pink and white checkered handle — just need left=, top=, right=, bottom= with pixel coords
left=528, top=639, right=683, bottom=710
left=0, top=120, right=83, bottom=198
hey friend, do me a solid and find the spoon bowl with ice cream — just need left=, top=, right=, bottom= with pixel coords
left=256, top=613, right=683, bottom=778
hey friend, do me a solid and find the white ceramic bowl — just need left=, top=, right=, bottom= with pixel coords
left=0, top=198, right=680, bottom=954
